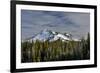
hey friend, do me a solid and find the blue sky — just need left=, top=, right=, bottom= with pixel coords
left=21, top=10, right=90, bottom=40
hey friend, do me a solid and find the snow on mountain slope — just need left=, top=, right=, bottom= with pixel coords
left=57, top=34, right=70, bottom=40
left=32, top=29, right=54, bottom=42
left=26, top=29, right=79, bottom=42
left=50, top=33, right=70, bottom=42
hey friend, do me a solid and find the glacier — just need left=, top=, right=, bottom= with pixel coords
left=25, top=29, right=79, bottom=42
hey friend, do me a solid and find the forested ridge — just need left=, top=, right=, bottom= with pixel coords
left=21, top=33, right=90, bottom=63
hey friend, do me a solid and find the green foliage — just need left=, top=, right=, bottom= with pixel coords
left=21, top=33, right=90, bottom=63
left=80, top=32, right=90, bottom=59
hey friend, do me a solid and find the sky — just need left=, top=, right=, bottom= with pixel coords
left=21, top=10, right=90, bottom=40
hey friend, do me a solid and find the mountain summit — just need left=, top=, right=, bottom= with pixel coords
left=27, top=29, right=79, bottom=42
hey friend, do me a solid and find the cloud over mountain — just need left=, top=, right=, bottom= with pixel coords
left=21, top=10, right=90, bottom=40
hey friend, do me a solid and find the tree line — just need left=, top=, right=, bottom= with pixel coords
left=21, top=33, right=90, bottom=63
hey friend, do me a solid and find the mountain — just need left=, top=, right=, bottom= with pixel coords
left=26, top=29, right=79, bottom=42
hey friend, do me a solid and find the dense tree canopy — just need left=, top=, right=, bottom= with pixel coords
left=21, top=33, right=90, bottom=63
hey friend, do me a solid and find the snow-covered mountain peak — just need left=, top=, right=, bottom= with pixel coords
left=26, top=29, right=79, bottom=42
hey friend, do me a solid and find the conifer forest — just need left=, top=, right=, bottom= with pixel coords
left=21, top=33, right=90, bottom=63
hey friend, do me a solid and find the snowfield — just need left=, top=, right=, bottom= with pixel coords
left=24, top=29, right=80, bottom=42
